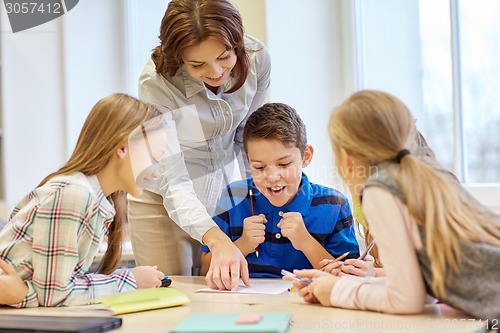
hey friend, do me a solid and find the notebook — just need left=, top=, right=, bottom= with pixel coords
left=170, top=312, right=292, bottom=333
left=76, top=287, right=190, bottom=315
left=0, top=314, right=121, bottom=333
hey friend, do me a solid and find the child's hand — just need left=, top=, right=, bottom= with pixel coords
left=301, top=273, right=339, bottom=306
left=277, top=212, right=309, bottom=250
left=238, top=214, right=267, bottom=255
left=318, top=258, right=343, bottom=276
left=285, top=269, right=337, bottom=306
left=0, top=259, right=28, bottom=305
left=131, top=265, right=165, bottom=288
left=341, top=255, right=376, bottom=277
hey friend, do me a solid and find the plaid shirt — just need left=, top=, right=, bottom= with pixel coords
left=0, top=173, right=136, bottom=307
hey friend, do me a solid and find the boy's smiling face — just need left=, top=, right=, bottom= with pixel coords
left=247, top=139, right=313, bottom=207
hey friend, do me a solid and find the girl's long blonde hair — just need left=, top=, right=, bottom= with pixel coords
left=329, top=90, right=500, bottom=297
left=40, top=93, right=161, bottom=274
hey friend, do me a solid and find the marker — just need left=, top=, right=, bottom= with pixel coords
left=160, top=274, right=172, bottom=288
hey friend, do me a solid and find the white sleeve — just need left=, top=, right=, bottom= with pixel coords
left=330, top=187, right=426, bottom=314
left=156, top=113, right=217, bottom=242
left=138, top=60, right=216, bottom=243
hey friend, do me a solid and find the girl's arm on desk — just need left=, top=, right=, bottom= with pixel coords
left=0, top=259, right=28, bottom=305
left=293, top=189, right=426, bottom=314
left=329, top=188, right=425, bottom=313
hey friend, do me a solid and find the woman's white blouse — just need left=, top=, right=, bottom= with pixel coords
left=138, top=35, right=271, bottom=242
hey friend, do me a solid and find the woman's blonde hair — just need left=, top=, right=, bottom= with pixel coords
left=329, top=89, right=500, bottom=297
left=40, top=93, right=161, bottom=275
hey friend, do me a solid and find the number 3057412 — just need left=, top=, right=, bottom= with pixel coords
left=4, top=2, right=62, bottom=14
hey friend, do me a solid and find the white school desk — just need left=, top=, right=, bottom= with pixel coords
left=0, top=276, right=488, bottom=333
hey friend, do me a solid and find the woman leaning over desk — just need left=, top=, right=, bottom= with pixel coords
left=128, top=0, right=271, bottom=290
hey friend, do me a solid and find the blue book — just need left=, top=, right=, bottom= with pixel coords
left=171, top=312, right=291, bottom=333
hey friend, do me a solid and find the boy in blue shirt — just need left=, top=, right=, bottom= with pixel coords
left=200, top=103, right=359, bottom=278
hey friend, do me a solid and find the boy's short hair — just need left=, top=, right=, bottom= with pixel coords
left=243, top=103, right=308, bottom=156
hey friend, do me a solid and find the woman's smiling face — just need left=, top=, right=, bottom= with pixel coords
left=182, top=38, right=237, bottom=91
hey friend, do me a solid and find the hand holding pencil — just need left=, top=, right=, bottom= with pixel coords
left=236, top=189, right=267, bottom=257
left=318, top=251, right=350, bottom=273
left=340, top=240, right=376, bottom=277
left=318, top=240, right=376, bottom=275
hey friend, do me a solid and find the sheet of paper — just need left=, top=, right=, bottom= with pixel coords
left=196, top=279, right=292, bottom=294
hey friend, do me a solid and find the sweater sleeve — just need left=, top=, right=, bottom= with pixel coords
left=330, top=187, right=426, bottom=314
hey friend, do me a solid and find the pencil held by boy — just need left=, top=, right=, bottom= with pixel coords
left=200, top=103, right=359, bottom=278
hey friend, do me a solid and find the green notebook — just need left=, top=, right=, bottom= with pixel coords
left=171, top=312, right=292, bottom=333
left=77, top=287, right=190, bottom=315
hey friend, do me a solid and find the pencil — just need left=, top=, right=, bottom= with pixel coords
left=249, top=189, right=259, bottom=257
left=319, top=251, right=350, bottom=271
left=359, top=240, right=375, bottom=260
left=249, top=189, right=255, bottom=215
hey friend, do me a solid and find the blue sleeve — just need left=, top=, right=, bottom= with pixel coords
left=323, top=196, right=360, bottom=259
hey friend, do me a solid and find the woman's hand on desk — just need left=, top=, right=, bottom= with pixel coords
left=204, top=227, right=250, bottom=291
left=0, top=258, right=28, bottom=305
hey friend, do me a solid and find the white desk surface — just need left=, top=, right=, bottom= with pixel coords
left=0, top=276, right=488, bottom=333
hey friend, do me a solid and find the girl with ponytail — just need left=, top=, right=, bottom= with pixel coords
left=289, top=90, right=500, bottom=321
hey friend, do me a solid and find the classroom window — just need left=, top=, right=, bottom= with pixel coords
left=355, top=0, right=500, bottom=184
left=418, top=0, right=500, bottom=183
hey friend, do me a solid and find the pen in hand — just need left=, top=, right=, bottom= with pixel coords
left=319, top=251, right=350, bottom=271
left=249, top=189, right=259, bottom=257
left=359, top=240, right=375, bottom=260
left=281, top=269, right=311, bottom=291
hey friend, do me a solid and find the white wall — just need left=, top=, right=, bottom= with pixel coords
left=359, top=0, right=424, bottom=120
left=0, top=0, right=136, bottom=213
left=62, top=0, right=129, bottom=156
left=265, top=0, right=348, bottom=192
left=232, top=0, right=267, bottom=45
left=0, top=6, right=66, bottom=213
left=122, top=0, right=169, bottom=97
